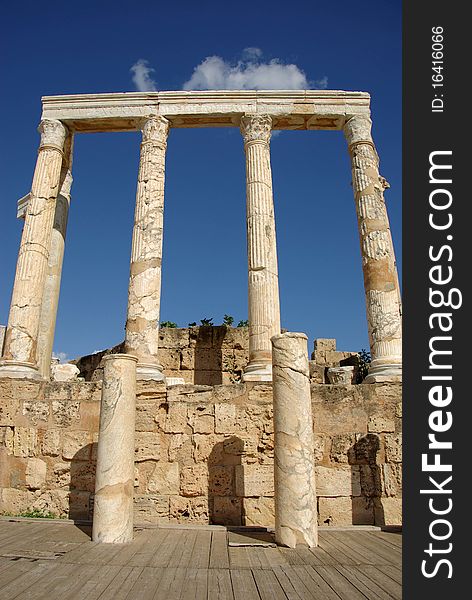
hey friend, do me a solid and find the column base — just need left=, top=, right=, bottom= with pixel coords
left=242, top=361, right=273, bottom=382
left=0, top=360, right=42, bottom=380
left=136, top=362, right=165, bottom=382
left=364, top=362, right=402, bottom=384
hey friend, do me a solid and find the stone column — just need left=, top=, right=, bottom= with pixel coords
left=271, top=332, right=318, bottom=548
left=240, top=114, right=281, bottom=382
left=37, top=133, right=74, bottom=378
left=344, top=116, right=402, bottom=383
left=124, top=116, right=169, bottom=381
left=0, top=119, right=68, bottom=379
left=92, top=353, right=138, bottom=543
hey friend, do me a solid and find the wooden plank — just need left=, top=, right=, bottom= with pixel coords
left=108, top=529, right=155, bottom=566
left=318, top=536, right=358, bottom=566
left=252, top=569, right=289, bottom=600
left=376, top=531, right=403, bottom=549
left=0, top=561, right=57, bottom=600
left=190, top=530, right=212, bottom=569
left=313, top=565, right=367, bottom=600
left=337, top=566, right=394, bottom=600
left=230, top=569, right=260, bottom=600
left=229, top=546, right=252, bottom=569
left=93, top=566, right=144, bottom=600
left=167, top=530, right=194, bottom=568
left=297, top=566, right=342, bottom=600
left=324, top=532, right=381, bottom=566
left=377, top=564, right=402, bottom=585
left=245, top=547, right=271, bottom=569
left=132, top=529, right=172, bottom=567
left=0, top=558, right=42, bottom=592
left=208, top=569, right=234, bottom=600
left=262, top=547, right=289, bottom=569
left=19, top=563, right=88, bottom=600
left=155, top=566, right=189, bottom=599
left=272, top=566, right=314, bottom=600
left=58, top=540, right=99, bottom=564
left=299, top=544, right=336, bottom=566
left=180, top=568, right=208, bottom=600
left=347, top=532, right=401, bottom=565
left=124, top=565, right=166, bottom=600
left=359, top=565, right=402, bottom=599
left=209, top=531, right=229, bottom=569
left=62, top=565, right=122, bottom=600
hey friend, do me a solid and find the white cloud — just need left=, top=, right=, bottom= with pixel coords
left=52, top=351, right=68, bottom=363
left=130, top=59, right=157, bottom=92
left=183, top=49, right=327, bottom=91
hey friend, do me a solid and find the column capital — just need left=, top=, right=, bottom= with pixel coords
left=240, top=114, right=272, bottom=145
left=343, top=115, right=373, bottom=146
left=38, top=119, right=68, bottom=151
left=141, top=115, right=169, bottom=145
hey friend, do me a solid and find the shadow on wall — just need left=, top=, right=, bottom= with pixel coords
left=349, top=434, right=385, bottom=526
left=193, top=326, right=225, bottom=385
left=68, top=443, right=97, bottom=522
left=208, top=437, right=243, bottom=526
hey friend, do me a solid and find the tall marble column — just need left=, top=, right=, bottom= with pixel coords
left=92, top=353, right=137, bottom=543
left=271, top=332, right=318, bottom=548
left=344, top=116, right=402, bottom=383
left=240, top=114, right=281, bottom=382
left=37, top=133, right=74, bottom=378
left=124, top=116, right=169, bottom=380
left=0, top=119, right=68, bottom=379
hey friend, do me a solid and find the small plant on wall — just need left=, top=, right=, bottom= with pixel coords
left=160, top=321, right=178, bottom=328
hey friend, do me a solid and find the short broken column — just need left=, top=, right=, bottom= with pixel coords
left=92, top=354, right=138, bottom=543
left=271, top=332, right=318, bottom=548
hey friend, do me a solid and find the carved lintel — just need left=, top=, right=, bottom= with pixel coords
left=240, top=114, right=272, bottom=144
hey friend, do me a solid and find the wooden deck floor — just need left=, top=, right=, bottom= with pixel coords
left=0, top=520, right=402, bottom=599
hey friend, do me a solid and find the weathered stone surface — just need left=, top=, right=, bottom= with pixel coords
left=215, top=403, right=236, bottom=433
left=374, top=497, right=402, bottom=526
left=22, top=401, right=50, bottom=424
left=315, top=466, right=361, bottom=497
left=384, top=433, right=402, bottom=462
left=180, top=464, right=207, bottom=497
left=147, top=462, right=179, bottom=495
left=134, top=495, right=169, bottom=523
left=318, top=496, right=353, bottom=526
left=327, top=366, right=355, bottom=385
left=212, top=496, right=241, bottom=525
left=162, top=403, right=187, bottom=433
left=330, top=434, right=357, bottom=464
left=13, top=427, right=37, bottom=457
left=62, top=431, right=91, bottom=460
left=42, top=429, right=61, bottom=456
left=368, top=416, right=395, bottom=433
left=52, top=400, right=80, bottom=426
left=208, top=466, right=233, bottom=496
left=135, top=432, right=160, bottom=462
left=51, top=363, right=80, bottom=382
left=25, top=458, right=47, bottom=489
left=243, top=497, right=275, bottom=527
left=352, top=497, right=375, bottom=525
left=168, top=433, right=191, bottom=462
left=235, top=464, right=274, bottom=497
left=169, top=496, right=208, bottom=523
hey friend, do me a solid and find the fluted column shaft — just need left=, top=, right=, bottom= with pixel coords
left=37, top=134, right=74, bottom=378
left=241, top=114, right=281, bottom=382
left=0, top=120, right=68, bottom=379
left=124, top=116, right=169, bottom=380
left=344, top=116, right=402, bottom=382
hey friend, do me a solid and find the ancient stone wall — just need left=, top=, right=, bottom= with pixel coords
left=0, top=378, right=401, bottom=527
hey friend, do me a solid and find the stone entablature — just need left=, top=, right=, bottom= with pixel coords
left=40, top=90, right=370, bottom=132
left=0, top=378, right=402, bottom=527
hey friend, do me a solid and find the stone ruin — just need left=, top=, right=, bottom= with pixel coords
left=0, top=90, right=402, bottom=543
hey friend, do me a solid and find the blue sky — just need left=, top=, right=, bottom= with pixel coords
left=0, top=0, right=401, bottom=361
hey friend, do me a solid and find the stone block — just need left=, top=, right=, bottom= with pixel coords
left=188, top=405, right=214, bottom=434
left=69, top=490, right=91, bottom=520
left=169, top=496, right=209, bottom=523
left=135, top=432, right=160, bottom=462
left=42, top=429, right=61, bottom=456
left=330, top=434, right=357, bottom=464
left=309, top=362, right=325, bottom=384
left=313, top=434, right=325, bottom=462
left=318, top=496, right=353, bottom=526
left=180, top=464, right=207, bottom=497
left=51, top=462, right=71, bottom=488
left=235, top=464, right=274, bottom=497
left=243, top=497, right=275, bottom=527
left=0, top=426, right=14, bottom=454
left=208, top=466, right=233, bottom=496
left=52, top=400, right=80, bottom=426
left=315, top=465, right=360, bottom=497
left=368, top=416, right=395, bottom=433
left=159, top=349, right=181, bottom=371
left=158, top=328, right=189, bottom=349
left=374, top=497, right=402, bottom=526
left=69, top=460, right=96, bottom=493
left=0, top=487, right=33, bottom=514
left=25, top=458, right=47, bottom=490
left=168, top=433, right=191, bottom=462
left=212, top=497, right=241, bottom=525
left=314, top=339, right=337, bottom=352
left=381, top=463, right=402, bottom=497
left=51, top=363, right=80, bottom=382
left=62, top=431, right=91, bottom=460
left=22, top=401, right=50, bottom=424
left=359, top=465, right=382, bottom=497
left=13, top=427, right=37, bottom=457
left=223, top=435, right=257, bottom=457
left=134, top=495, right=169, bottom=524
left=162, top=403, right=187, bottom=434
left=352, top=497, right=375, bottom=525
left=384, top=434, right=402, bottom=463
left=147, top=462, right=180, bottom=495
left=215, top=403, right=236, bottom=433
